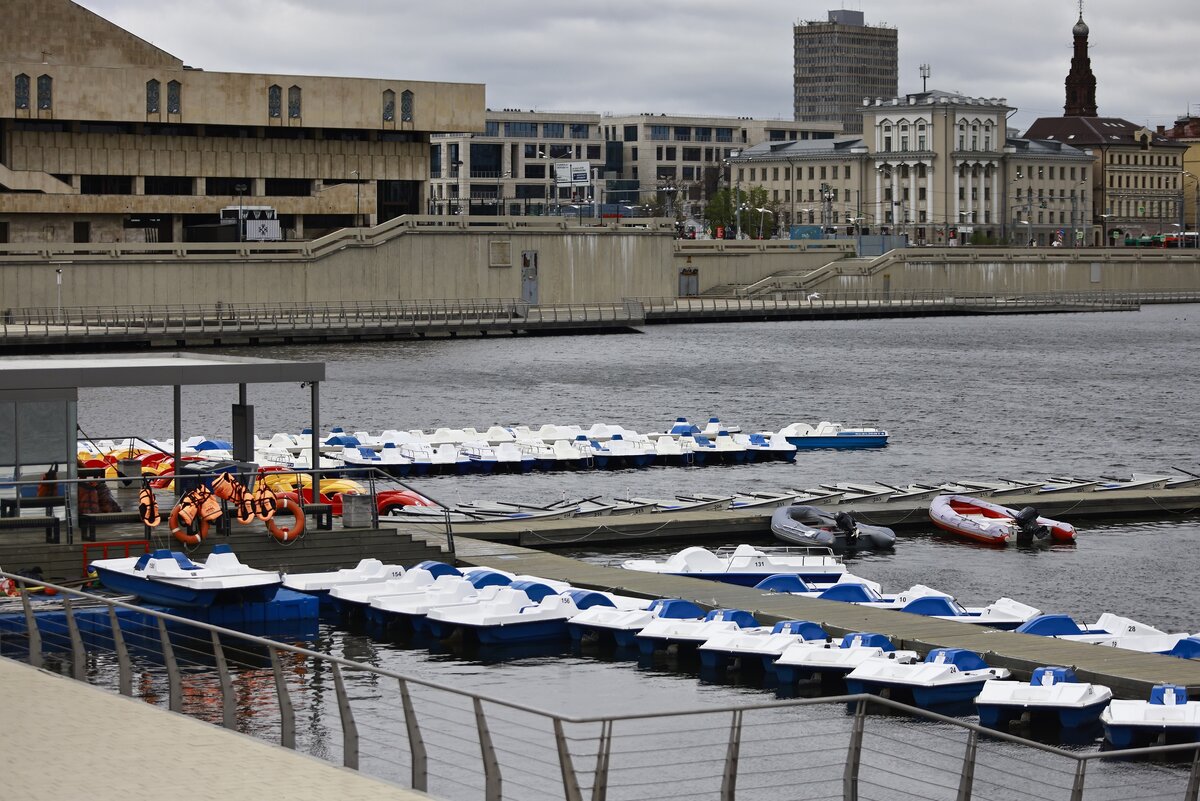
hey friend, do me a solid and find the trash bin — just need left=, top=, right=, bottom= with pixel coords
left=118, top=458, right=142, bottom=488
left=341, top=493, right=374, bottom=529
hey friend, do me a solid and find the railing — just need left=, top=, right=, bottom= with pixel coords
left=2, top=572, right=1197, bottom=801
left=0, top=298, right=647, bottom=343
left=636, top=291, right=1146, bottom=316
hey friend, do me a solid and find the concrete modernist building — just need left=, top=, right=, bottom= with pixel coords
left=794, top=10, right=898, bottom=135
left=430, top=110, right=839, bottom=222
left=1023, top=9, right=1187, bottom=244
left=734, top=90, right=1095, bottom=246
left=0, top=0, right=483, bottom=244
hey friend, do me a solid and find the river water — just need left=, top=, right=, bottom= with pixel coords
left=70, top=304, right=1200, bottom=798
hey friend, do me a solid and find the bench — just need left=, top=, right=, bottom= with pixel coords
left=0, top=514, right=61, bottom=543
left=1, top=495, right=66, bottom=517
left=303, top=503, right=333, bottom=531
left=79, top=511, right=147, bottom=542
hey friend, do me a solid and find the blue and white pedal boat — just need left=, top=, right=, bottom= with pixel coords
left=1101, top=685, right=1200, bottom=748
left=327, top=561, right=462, bottom=613
left=635, top=609, right=761, bottom=656
left=1015, top=613, right=1191, bottom=651
left=773, top=633, right=919, bottom=685
left=699, top=620, right=830, bottom=674
left=845, top=647, right=1011, bottom=709
left=622, top=544, right=847, bottom=587
left=421, top=583, right=621, bottom=644
left=89, top=545, right=280, bottom=608
left=568, top=598, right=705, bottom=648
left=283, top=559, right=406, bottom=596
left=975, top=667, right=1112, bottom=731
left=372, top=569, right=523, bottom=632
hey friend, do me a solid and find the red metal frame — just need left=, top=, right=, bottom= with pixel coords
left=81, top=540, right=151, bottom=577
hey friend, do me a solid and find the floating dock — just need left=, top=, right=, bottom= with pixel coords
left=451, top=536, right=1200, bottom=699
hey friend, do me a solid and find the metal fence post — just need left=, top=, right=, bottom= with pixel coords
left=956, top=729, right=978, bottom=801
left=157, top=618, right=183, bottom=713
left=474, top=697, right=502, bottom=801
left=591, top=720, right=613, bottom=801
left=1069, top=759, right=1087, bottom=801
left=19, top=581, right=43, bottom=668
left=331, top=663, right=359, bottom=770
left=108, top=606, right=132, bottom=696
left=1185, top=748, right=1199, bottom=801
left=62, top=595, right=86, bottom=681
left=210, top=630, right=237, bottom=730
left=269, top=646, right=296, bottom=749
left=553, top=718, right=585, bottom=801
left=843, top=699, right=867, bottom=801
left=399, top=678, right=429, bottom=791
left=721, top=709, right=743, bottom=801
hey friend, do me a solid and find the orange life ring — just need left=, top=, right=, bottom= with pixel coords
left=265, top=498, right=305, bottom=544
left=170, top=502, right=210, bottom=546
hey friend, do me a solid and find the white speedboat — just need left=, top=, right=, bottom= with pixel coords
left=773, top=632, right=919, bottom=685
left=975, top=666, right=1113, bottom=731
left=845, top=647, right=1011, bottom=709
left=282, top=559, right=406, bottom=597
left=89, top=544, right=281, bottom=608
left=1102, top=684, right=1200, bottom=748
left=699, top=620, right=830, bottom=674
left=635, top=608, right=761, bottom=657
left=568, top=598, right=706, bottom=648
left=622, top=544, right=847, bottom=587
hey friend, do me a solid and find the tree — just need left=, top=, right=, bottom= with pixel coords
left=704, top=186, right=781, bottom=238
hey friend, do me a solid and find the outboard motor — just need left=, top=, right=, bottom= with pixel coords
left=1013, top=506, right=1050, bottom=544
left=834, top=512, right=860, bottom=545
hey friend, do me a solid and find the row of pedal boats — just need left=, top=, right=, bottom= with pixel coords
left=87, top=546, right=1200, bottom=748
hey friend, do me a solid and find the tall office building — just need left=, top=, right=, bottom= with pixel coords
left=794, top=10, right=898, bottom=135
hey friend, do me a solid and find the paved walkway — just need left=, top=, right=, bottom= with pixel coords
left=0, top=657, right=432, bottom=800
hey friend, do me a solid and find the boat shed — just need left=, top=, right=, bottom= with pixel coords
left=0, top=353, right=326, bottom=537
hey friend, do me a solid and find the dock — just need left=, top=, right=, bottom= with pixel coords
left=451, top=536, right=1200, bottom=699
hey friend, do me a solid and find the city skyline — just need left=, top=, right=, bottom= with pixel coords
left=75, top=0, right=1198, bottom=134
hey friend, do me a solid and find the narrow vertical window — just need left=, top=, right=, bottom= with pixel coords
left=37, top=74, right=52, bottom=110
left=146, top=79, right=160, bottom=113
left=382, top=89, right=395, bottom=122
left=14, top=74, right=30, bottom=110
left=400, top=89, right=413, bottom=122
left=288, top=85, right=301, bottom=118
left=268, top=84, right=281, bottom=118
left=167, top=80, right=181, bottom=114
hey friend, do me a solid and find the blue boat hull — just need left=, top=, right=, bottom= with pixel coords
left=786, top=435, right=888, bottom=449
left=846, top=677, right=990, bottom=709
left=1105, top=722, right=1200, bottom=750
left=978, top=700, right=1109, bottom=731
left=93, top=566, right=279, bottom=608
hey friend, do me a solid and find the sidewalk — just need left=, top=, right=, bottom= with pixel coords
left=0, top=657, right=432, bottom=800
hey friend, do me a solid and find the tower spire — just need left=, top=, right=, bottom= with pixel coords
left=1064, top=4, right=1097, bottom=116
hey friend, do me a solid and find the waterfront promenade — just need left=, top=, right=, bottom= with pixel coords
left=0, top=657, right=430, bottom=800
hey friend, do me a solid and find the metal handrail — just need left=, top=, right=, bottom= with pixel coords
left=3, top=570, right=1198, bottom=801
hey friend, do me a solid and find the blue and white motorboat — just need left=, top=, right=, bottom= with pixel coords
left=89, top=544, right=281, bottom=608
left=568, top=598, right=706, bottom=648
left=845, top=648, right=1011, bottom=709
left=777, top=421, right=889, bottom=449
left=326, top=561, right=461, bottom=615
left=371, top=569, right=521, bottom=631
left=1102, top=685, right=1200, bottom=748
left=636, top=609, right=761, bottom=657
left=975, top=667, right=1113, bottom=730
left=282, top=559, right=406, bottom=597
left=621, top=544, right=847, bottom=587
left=422, top=584, right=630, bottom=644
left=698, top=620, right=830, bottom=674
left=773, top=632, right=919, bottom=685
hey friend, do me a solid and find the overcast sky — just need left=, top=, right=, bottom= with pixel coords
left=78, top=0, right=1196, bottom=134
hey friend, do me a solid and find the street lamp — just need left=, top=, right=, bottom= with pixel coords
left=1098, top=213, right=1115, bottom=247
left=756, top=207, right=773, bottom=239
left=729, top=150, right=742, bottom=238
left=55, top=268, right=63, bottom=323
left=234, top=183, right=247, bottom=241
left=496, top=171, right=511, bottom=217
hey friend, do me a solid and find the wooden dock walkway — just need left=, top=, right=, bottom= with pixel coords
left=452, top=536, right=1200, bottom=699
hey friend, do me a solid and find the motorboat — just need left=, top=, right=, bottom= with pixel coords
left=327, top=560, right=463, bottom=614
left=698, top=620, right=830, bottom=674
left=929, top=495, right=1077, bottom=546
left=1101, top=684, right=1200, bottom=748
left=769, top=506, right=896, bottom=550
left=282, top=559, right=406, bottom=597
left=778, top=421, right=888, bottom=449
left=89, top=544, right=281, bottom=607
left=636, top=608, right=761, bottom=656
left=568, top=598, right=706, bottom=648
left=975, top=666, right=1113, bottom=731
left=621, top=544, right=848, bottom=587
left=844, top=647, right=1012, bottom=709
left=773, top=633, right=919, bottom=685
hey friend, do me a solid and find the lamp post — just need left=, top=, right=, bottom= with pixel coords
left=55, top=268, right=63, bottom=323
left=756, top=207, right=773, bottom=239
left=234, top=182, right=247, bottom=241
left=731, top=151, right=742, bottom=238
left=496, top=171, right=510, bottom=217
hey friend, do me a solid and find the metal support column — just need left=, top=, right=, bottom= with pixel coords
left=269, top=647, right=296, bottom=749
left=844, top=699, right=867, bottom=801
left=173, top=385, right=182, bottom=498
left=310, top=381, right=320, bottom=500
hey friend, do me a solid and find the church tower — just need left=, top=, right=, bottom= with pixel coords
left=1064, top=3, right=1098, bottom=116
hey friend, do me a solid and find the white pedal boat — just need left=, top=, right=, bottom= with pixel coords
left=773, top=632, right=919, bottom=685
left=635, top=609, right=761, bottom=656
left=622, top=544, right=847, bottom=587
left=327, top=561, right=462, bottom=612
left=975, top=666, right=1113, bottom=730
left=89, top=544, right=280, bottom=608
left=568, top=598, right=706, bottom=648
left=845, top=647, right=1011, bottom=709
left=698, top=620, right=831, bottom=674
left=1101, top=684, right=1200, bottom=748
left=282, top=559, right=406, bottom=595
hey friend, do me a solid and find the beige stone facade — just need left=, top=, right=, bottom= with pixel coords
left=0, top=0, right=484, bottom=244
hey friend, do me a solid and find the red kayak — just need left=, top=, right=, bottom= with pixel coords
left=929, top=495, right=1076, bottom=546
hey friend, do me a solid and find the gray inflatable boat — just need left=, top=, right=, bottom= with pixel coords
left=769, top=505, right=896, bottom=550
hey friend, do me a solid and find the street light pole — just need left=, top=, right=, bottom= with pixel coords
left=55, top=268, right=63, bottom=324
left=732, top=151, right=742, bottom=239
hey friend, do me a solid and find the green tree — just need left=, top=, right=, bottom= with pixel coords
left=704, top=186, right=782, bottom=238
